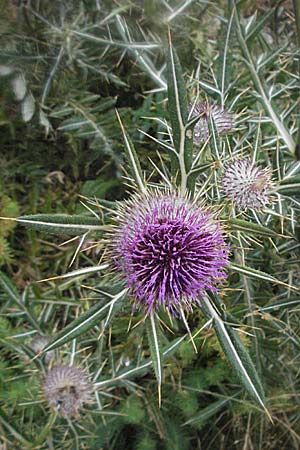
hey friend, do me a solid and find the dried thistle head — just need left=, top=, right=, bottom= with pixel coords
left=29, top=334, right=54, bottom=363
left=222, top=157, right=273, bottom=210
left=190, top=101, right=234, bottom=143
left=43, top=364, right=92, bottom=418
left=111, top=191, right=229, bottom=316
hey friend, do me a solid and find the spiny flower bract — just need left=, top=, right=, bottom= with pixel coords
left=112, top=192, right=229, bottom=315
left=43, top=364, right=92, bottom=417
left=222, top=157, right=273, bottom=210
left=190, top=101, right=234, bottom=143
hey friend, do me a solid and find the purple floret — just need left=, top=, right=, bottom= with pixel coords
left=113, top=192, right=229, bottom=315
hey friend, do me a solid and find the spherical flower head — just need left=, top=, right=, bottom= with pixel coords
left=43, top=364, right=92, bottom=418
left=222, top=157, right=273, bottom=210
left=190, top=101, right=234, bottom=143
left=112, top=192, right=229, bottom=315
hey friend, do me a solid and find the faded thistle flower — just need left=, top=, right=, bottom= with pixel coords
left=222, top=157, right=273, bottom=210
left=30, top=334, right=54, bottom=363
left=43, top=364, right=92, bottom=417
left=112, top=191, right=229, bottom=315
left=190, top=101, right=234, bottom=143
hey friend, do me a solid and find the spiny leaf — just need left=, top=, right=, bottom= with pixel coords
left=146, top=312, right=163, bottom=406
left=15, top=214, right=104, bottom=235
left=230, top=262, right=298, bottom=290
left=259, top=297, right=300, bottom=312
left=0, top=271, right=41, bottom=331
left=228, top=218, right=285, bottom=238
left=183, top=398, right=230, bottom=426
left=202, top=295, right=268, bottom=415
left=166, top=29, right=193, bottom=192
left=116, top=109, right=145, bottom=193
left=42, top=288, right=128, bottom=352
left=230, top=1, right=295, bottom=154
left=94, top=335, right=186, bottom=389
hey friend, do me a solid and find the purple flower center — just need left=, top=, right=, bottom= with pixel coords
left=113, top=194, right=229, bottom=315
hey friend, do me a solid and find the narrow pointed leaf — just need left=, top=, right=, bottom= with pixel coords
left=42, top=288, right=128, bottom=352
left=259, top=297, right=300, bottom=312
left=183, top=398, right=230, bottom=426
left=202, top=296, right=267, bottom=412
left=230, top=262, right=298, bottom=290
left=39, top=264, right=109, bottom=283
left=166, top=30, right=193, bottom=191
left=146, top=312, right=163, bottom=403
left=94, top=335, right=186, bottom=389
left=0, top=410, right=31, bottom=447
left=207, top=109, right=221, bottom=156
left=228, top=218, right=283, bottom=238
left=115, top=110, right=145, bottom=192
left=245, top=1, right=281, bottom=42
left=0, top=270, right=20, bottom=303
left=16, top=214, right=104, bottom=235
left=218, top=10, right=234, bottom=106
left=231, top=2, right=295, bottom=154
left=0, top=271, right=41, bottom=331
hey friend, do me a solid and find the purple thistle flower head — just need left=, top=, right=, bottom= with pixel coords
left=222, top=157, right=273, bottom=210
left=190, top=101, right=234, bottom=143
left=43, top=364, right=92, bottom=418
left=112, top=192, right=229, bottom=315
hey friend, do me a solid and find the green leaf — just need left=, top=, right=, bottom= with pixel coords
left=0, top=271, right=41, bottom=331
left=183, top=398, right=229, bottom=426
left=245, top=2, right=281, bottom=43
left=15, top=214, right=104, bottom=235
left=230, top=262, right=297, bottom=290
left=42, top=288, right=128, bottom=352
left=94, top=335, right=187, bottom=389
left=0, top=409, right=31, bottom=447
left=166, top=30, right=193, bottom=192
left=146, top=312, right=163, bottom=405
left=228, top=218, right=283, bottom=238
left=39, top=264, right=109, bottom=283
left=0, top=270, right=19, bottom=303
left=218, top=10, right=234, bottom=106
left=115, top=14, right=167, bottom=91
left=230, top=1, right=295, bottom=154
left=277, top=177, right=300, bottom=195
left=115, top=110, right=145, bottom=193
left=259, top=297, right=300, bottom=312
left=202, top=296, right=267, bottom=413
left=207, top=108, right=221, bottom=156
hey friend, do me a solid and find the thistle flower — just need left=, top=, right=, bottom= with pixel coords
left=112, top=192, right=229, bottom=315
left=222, top=157, right=273, bottom=210
left=43, top=364, right=92, bottom=417
left=190, top=101, right=234, bottom=143
left=29, top=334, right=54, bottom=363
